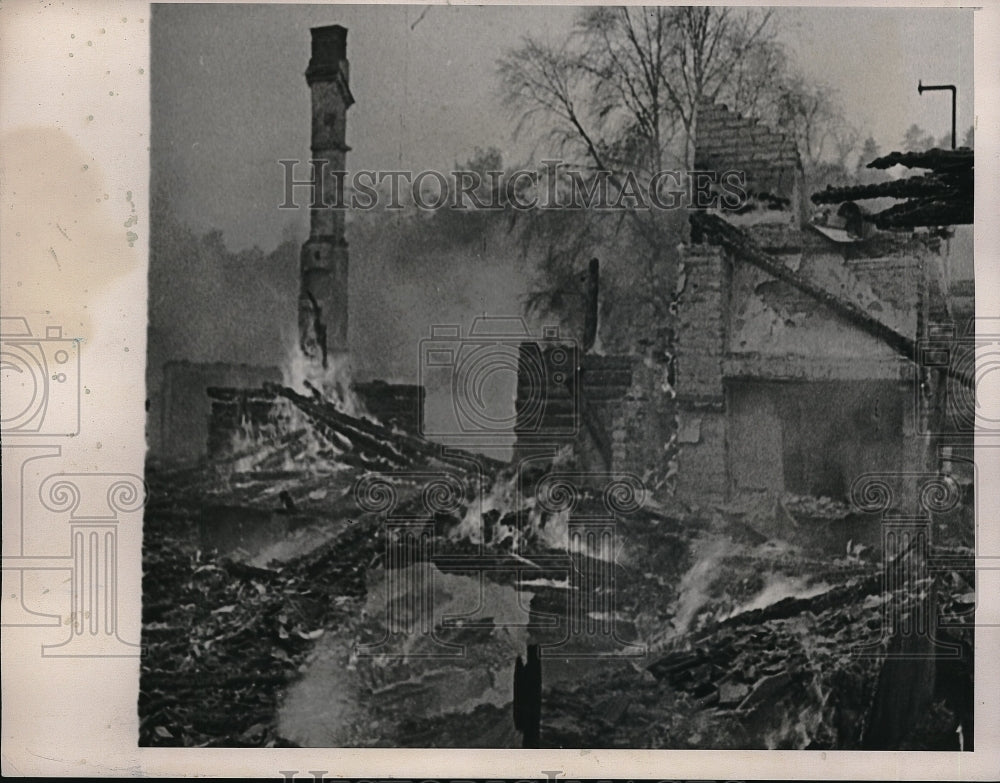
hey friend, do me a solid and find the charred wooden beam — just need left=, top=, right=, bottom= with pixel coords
left=513, top=643, right=542, bottom=748
left=268, top=383, right=505, bottom=474
left=811, top=171, right=971, bottom=205
left=689, top=211, right=974, bottom=391
left=870, top=198, right=973, bottom=229
left=867, top=148, right=973, bottom=171
left=583, top=257, right=600, bottom=353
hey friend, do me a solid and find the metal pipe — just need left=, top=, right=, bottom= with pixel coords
left=917, top=81, right=957, bottom=149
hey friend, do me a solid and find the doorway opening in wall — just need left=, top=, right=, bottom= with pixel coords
left=725, top=378, right=905, bottom=501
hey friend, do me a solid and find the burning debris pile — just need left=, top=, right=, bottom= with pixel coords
left=535, top=538, right=973, bottom=750
left=140, top=384, right=974, bottom=749
left=140, top=503, right=382, bottom=747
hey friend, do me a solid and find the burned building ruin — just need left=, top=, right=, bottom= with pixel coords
left=142, top=14, right=977, bottom=754
left=675, top=100, right=970, bottom=508
left=203, top=25, right=424, bottom=457
left=511, top=100, right=970, bottom=507
left=194, top=31, right=973, bottom=514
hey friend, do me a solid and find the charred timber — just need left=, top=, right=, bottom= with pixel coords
left=867, top=148, right=973, bottom=171
left=268, top=383, right=505, bottom=474
left=870, top=198, right=973, bottom=229
left=811, top=171, right=971, bottom=205
left=689, top=211, right=974, bottom=391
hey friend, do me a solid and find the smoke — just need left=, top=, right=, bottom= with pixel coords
left=647, top=533, right=835, bottom=651
left=347, top=207, right=534, bottom=360
left=147, top=158, right=660, bottom=460
left=669, top=536, right=736, bottom=637
left=347, top=204, right=548, bottom=455
left=721, top=574, right=832, bottom=620
left=146, top=183, right=543, bottom=408
left=146, top=202, right=300, bottom=392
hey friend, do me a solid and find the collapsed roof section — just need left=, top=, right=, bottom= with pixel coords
left=811, top=147, right=973, bottom=229
left=689, top=210, right=974, bottom=392
left=690, top=211, right=915, bottom=361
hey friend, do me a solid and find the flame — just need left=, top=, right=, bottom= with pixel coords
left=282, top=344, right=365, bottom=418
left=226, top=416, right=265, bottom=472
left=220, top=396, right=345, bottom=476
left=535, top=506, right=569, bottom=550
left=668, top=536, right=734, bottom=636
left=450, top=471, right=518, bottom=546
left=448, top=471, right=624, bottom=564
left=646, top=535, right=835, bottom=651
left=722, top=574, right=831, bottom=620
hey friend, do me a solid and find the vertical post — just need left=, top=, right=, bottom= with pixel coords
left=582, top=258, right=599, bottom=353
left=917, top=81, right=957, bottom=150
left=513, top=644, right=541, bottom=747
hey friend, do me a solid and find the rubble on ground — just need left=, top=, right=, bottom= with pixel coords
left=140, top=386, right=974, bottom=748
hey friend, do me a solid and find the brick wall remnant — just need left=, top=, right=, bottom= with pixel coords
left=675, top=243, right=729, bottom=503
left=675, top=101, right=934, bottom=505
left=694, top=100, right=803, bottom=221
left=159, top=361, right=282, bottom=463
left=513, top=345, right=675, bottom=484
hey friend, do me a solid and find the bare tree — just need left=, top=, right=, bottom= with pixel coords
left=765, top=74, right=862, bottom=194
left=774, top=76, right=836, bottom=164
left=500, top=6, right=782, bottom=174
left=498, top=7, right=788, bottom=361
left=497, top=7, right=860, bottom=360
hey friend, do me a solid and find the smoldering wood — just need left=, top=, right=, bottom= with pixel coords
left=142, top=18, right=976, bottom=753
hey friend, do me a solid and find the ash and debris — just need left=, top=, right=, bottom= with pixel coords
left=140, top=34, right=974, bottom=750
left=139, top=387, right=974, bottom=749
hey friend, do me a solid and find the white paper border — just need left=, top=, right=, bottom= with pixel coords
left=1, top=0, right=997, bottom=778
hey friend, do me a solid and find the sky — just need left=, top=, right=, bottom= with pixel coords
left=151, top=3, right=975, bottom=252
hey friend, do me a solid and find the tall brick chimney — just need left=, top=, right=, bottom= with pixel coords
left=300, top=25, right=354, bottom=366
